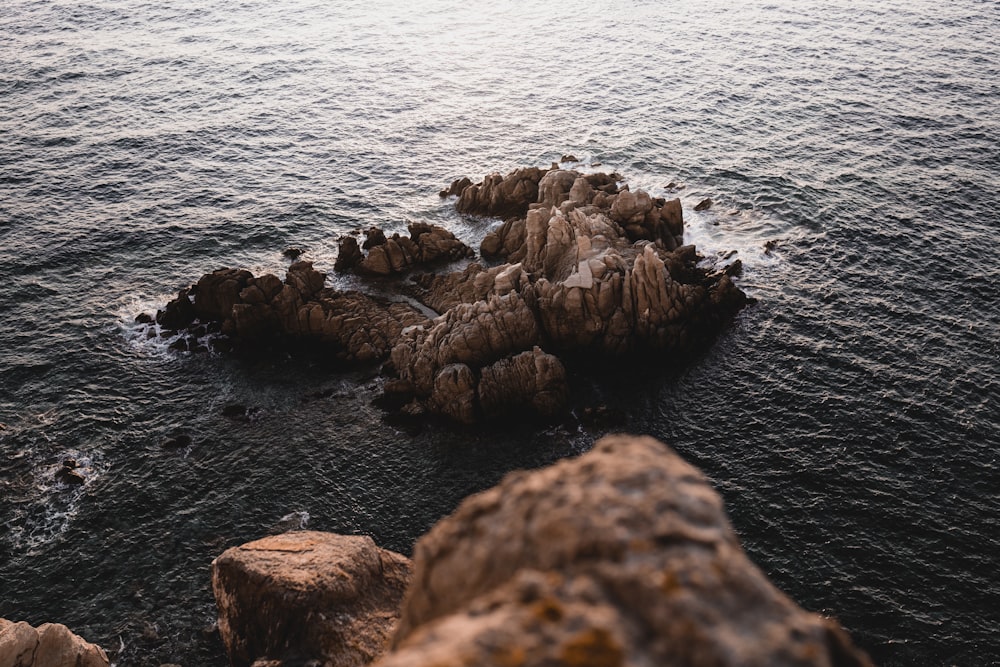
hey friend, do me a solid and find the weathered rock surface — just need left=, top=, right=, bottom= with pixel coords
left=153, top=261, right=428, bottom=363
left=145, top=163, right=747, bottom=423
left=374, top=435, right=872, bottom=667
left=212, top=532, right=412, bottom=667
left=0, top=619, right=109, bottom=667
left=455, top=166, right=547, bottom=218
left=335, top=223, right=473, bottom=276
left=388, top=170, right=746, bottom=418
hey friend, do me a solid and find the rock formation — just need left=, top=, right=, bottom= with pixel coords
left=378, top=435, right=872, bottom=667
left=144, top=162, right=747, bottom=422
left=153, top=261, right=428, bottom=363
left=210, top=436, right=873, bottom=667
left=335, top=222, right=474, bottom=276
left=212, top=532, right=411, bottom=667
left=0, top=619, right=109, bottom=667
left=387, top=168, right=745, bottom=421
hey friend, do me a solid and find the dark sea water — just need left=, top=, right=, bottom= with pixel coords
left=1, top=1, right=998, bottom=665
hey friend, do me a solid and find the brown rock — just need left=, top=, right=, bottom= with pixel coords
left=439, top=176, right=472, bottom=198
left=212, top=532, right=412, bottom=667
left=379, top=435, right=872, bottom=667
left=455, top=167, right=548, bottom=218
left=478, top=347, right=568, bottom=419
left=537, top=169, right=580, bottom=207
left=695, top=197, right=713, bottom=211
left=390, top=291, right=542, bottom=396
left=0, top=619, right=109, bottom=667
left=194, top=268, right=253, bottom=321
left=335, top=235, right=364, bottom=272
left=155, top=287, right=196, bottom=331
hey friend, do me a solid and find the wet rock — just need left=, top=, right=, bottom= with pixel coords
left=695, top=197, right=714, bottom=211
left=377, top=435, right=873, bottom=667
left=0, top=619, right=110, bottom=667
left=194, top=268, right=254, bottom=322
left=55, top=466, right=85, bottom=486
left=334, top=235, right=364, bottom=272
left=438, top=176, right=472, bottom=198
left=134, top=312, right=154, bottom=325
left=282, top=247, right=304, bottom=260
left=212, top=531, right=411, bottom=667
left=560, top=153, right=579, bottom=163
left=155, top=287, right=196, bottom=331
left=361, top=226, right=387, bottom=250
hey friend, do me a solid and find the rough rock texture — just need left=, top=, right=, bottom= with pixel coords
left=153, top=261, right=428, bottom=363
left=146, top=164, right=747, bottom=423
left=336, top=223, right=473, bottom=276
left=212, top=532, right=412, bottom=667
left=0, top=619, right=109, bottom=667
left=455, top=166, right=548, bottom=218
left=388, top=170, right=746, bottom=418
left=375, top=435, right=873, bottom=667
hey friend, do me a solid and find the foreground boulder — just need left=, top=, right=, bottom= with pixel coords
left=0, top=619, right=109, bottom=667
left=212, top=532, right=412, bottom=667
left=375, top=435, right=872, bottom=667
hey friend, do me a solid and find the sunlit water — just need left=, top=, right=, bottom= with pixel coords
left=1, top=1, right=998, bottom=665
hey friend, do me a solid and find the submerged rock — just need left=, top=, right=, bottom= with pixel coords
left=378, top=435, right=873, bottom=667
left=0, top=619, right=109, bottom=667
left=212, top=532, right=411, bottom=667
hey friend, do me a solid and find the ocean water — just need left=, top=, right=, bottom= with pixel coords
left=1, top=0, right=998, bottom=665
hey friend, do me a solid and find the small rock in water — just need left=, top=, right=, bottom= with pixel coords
left=560, top=154, right=579, bottom=163
left=55, top=466, right=85, bottom=485
left=764, top=239, right=778, bottom=254
left=134, top=313, right=153, bottom=325
left=283, top=247, right=304, bottom=260
left=725, top=259, right=744, bottom=277
left=694, top=198, right=713, bottom=211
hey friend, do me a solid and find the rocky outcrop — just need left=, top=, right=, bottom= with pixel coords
left=388, top=170, right=746, bottom=419
left=375, top=435, right=872, bottom=667
left=152, top=261, right=428, bottom=363
left=335, top=223, right=473, bottom=276
left=145, top=162, right=748, bottom=423
left=454, top=166, right=548, bottom=218
left=212, top=532, right=411, bottom=667
left=0, top=619, right=109, bottom=667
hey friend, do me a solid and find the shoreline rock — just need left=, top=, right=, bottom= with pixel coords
left=211, top=532, right=411, bottom=667
left=143, top=163, right=748, bottom=423
left=210, top=435, right=873, bottom=667
left=0, top=619, right=109, bottom=667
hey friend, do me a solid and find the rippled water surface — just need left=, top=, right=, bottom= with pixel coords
left=2, top=1, right=998, bottom=665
